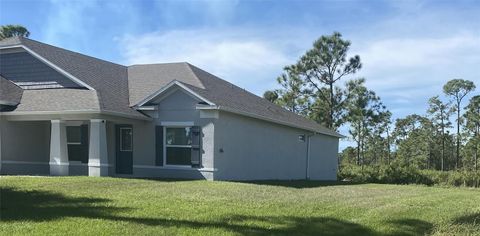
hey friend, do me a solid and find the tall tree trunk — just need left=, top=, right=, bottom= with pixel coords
left=356, top=121, right=361, bottom=165
left=379, top=137, right=383, bottom=165
left=428, top=148, right=432, bottom=169
left=475, top=129, right=478, bottom=172
left=329, top=82, right=334, bottom=129
left=475, top=143, right=478, bottom=171
left=456, top=101, right=461, bottom=169
left=360, top=121, right=364, bottom=168
left=441, top=129, right=445, bottom=171
left=386, top=127, right=391, bottom=165
left=361, top=126, right=366, bottom=167
left=356, top=143, right=361, bottom=165
left=440, top=113, right=445, bottom=171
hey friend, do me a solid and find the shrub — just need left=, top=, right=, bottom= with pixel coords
left=338, top=164, right=480, bottom=187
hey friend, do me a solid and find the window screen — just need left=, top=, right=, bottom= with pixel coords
left=120, top=128, right=133, bottom=151
left=67, top=126, right=82, bottom=144
left=165, top=127, right=192, bottom=166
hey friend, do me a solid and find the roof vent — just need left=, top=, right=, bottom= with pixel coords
left=14, top=81, right=64, bottom=90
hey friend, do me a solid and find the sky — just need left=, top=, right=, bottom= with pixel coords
left=1, top=0, right=479, bottom=147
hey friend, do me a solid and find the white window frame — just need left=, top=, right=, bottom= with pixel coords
left=119, top=127, right=133, bottom=152
left=66, top=125, right=82, bottom=145
left=164, top=125, right=193, bottom=167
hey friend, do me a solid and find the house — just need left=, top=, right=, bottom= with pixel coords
left=0, top=36, right=342, bottom=180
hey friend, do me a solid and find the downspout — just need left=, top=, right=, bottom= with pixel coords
left=305, top=132, right=315, bottom=180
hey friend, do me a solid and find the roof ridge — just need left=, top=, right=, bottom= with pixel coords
left=19, top=36, right=126, bottom=68
left=183, top=63, right=207, bottom=90
left=186, top=63, right=241, bottom=90
left=128, top=61, right=190, bottom=67
left=0, top=74, right=23, bottom=90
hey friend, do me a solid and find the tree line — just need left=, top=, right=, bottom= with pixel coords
left=264, top=32, right=479, bottom=172
left=0, top=24, right=30, bottom=39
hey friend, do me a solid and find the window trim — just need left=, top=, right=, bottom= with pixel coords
left=163, top=126, right=193, bottom=167
left=119, top=127, right=133, bottom=152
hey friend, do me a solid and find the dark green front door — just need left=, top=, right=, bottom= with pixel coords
left=116, top=124, right=133, bottom=174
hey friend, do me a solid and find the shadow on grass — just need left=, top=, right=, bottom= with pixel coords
left=386, top=219, right=433, bottom=236
left=117, top=178, right=361, bottom=189
left=0, top=187, right=431, bottom=235
left=454, top=212, right=480, bottom=226
left=110, top=214, right=376, bottom=235
left=244, top=180, right=362, bottom=189
left=0, top=187, right=129, bottom=222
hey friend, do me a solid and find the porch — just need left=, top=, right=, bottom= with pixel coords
left=0, top=118, right=126, bottom=177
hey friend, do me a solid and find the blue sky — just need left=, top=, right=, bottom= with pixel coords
left=1, top=0, right=479, bottom=146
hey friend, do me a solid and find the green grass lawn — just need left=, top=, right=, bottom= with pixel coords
left=0, top=177, right=479, bottom=236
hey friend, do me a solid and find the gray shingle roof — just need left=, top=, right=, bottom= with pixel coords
left=0, top=36, right=145, bottom=119
left=0, top=37, right=341, bottom=137
left=0, top=76, right=23, bottom=105
left=128, top=63, right=205, bottom=106
left=128, top=62, right=342, bottom=137
left=13, top=89, right=100, bottom=112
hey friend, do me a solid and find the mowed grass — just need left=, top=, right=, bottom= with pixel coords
left=0, top=177, right=479, bottom=236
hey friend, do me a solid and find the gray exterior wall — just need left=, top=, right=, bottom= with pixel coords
left=0, top=52, right=81, bottom=88
left=213, top=111, right=308, bottom=180
left=308, top=135, right=339, bottom=180
left=0, top=119, right=110, bottom=176
left=0, top=87, right=339, bottom=180
left=213, top=111, right=339, bottom=181
left=0, top=120, right=51, bottom=175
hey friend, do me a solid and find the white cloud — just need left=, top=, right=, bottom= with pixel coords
left=119, top=29, right=296, bottom=94
left=119, top=28, right=480, bottom=119
left=117, top=1, right=480, bottom=125
left=358, top=34, right=480, bottom=72
left=350, top=34, right=480, bottom=118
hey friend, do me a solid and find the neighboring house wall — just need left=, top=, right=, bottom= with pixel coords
left=0, top=52, right=81, bottom=89
left=213, top=111, right=310, bottom=180
left=308, top=134, right=339, bottom=181
left=0, top=121, right=50, bottom=175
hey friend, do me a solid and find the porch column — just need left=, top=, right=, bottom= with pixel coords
left=50, top=120, right=69, bottom=175
left=88, top=119, right=108, bottom=176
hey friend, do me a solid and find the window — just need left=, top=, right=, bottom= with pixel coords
left=120, top=128, right=133, bottom=151
left=67, top=125, right=89, bottom=163
left=67, top=126, right=82, bottom=145
left=165, top=127, right=192, bottom=166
